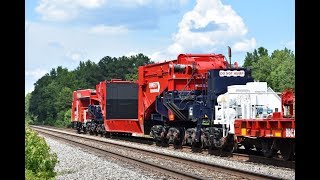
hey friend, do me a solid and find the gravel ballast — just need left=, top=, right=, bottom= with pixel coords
left=91, top=135, right=295, bottom=179
left=83, top=134, right=295, bottom=179
left=38, top=128, right=295, bottom=180
left=42, top=136, right=172, bottom=180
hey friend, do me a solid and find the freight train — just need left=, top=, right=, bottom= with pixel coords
left=71, top=49, right=295, bottom=160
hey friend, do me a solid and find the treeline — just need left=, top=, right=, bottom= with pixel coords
left=27, top=53, right=153, bottom=126
left=26, top=47, right=294, bottom=126
left=243, top=47, right=295, bottom=92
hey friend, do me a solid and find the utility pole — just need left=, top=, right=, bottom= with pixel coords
left=228, top=46, right=232, bottom=68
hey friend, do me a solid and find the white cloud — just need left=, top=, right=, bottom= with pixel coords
left=25, top=22, right=131, bottom=66
left=168, top=43, right=184, bottom=55
left=125, top=51, right=139, bottom=57
left=110, top=0, right=187, bottom=8
left=148, top=51, right=177, bottom=62
left=167, top=0, right=256, bottom=55
left=25, top=21, right=151, bottom=94
left=232, top=38, right=257, bottom=52
left=25, top=69, right=48, bottom=79
left=149, top=51, right=162, bottom=61
left=71, top=53, right=81, bottom=61
left=35, top=0, right=186, bottom=22
left=88, top=24, right=129, bottom=35
left=35, top=0, right=106, bottom=21
left=66, top=51, right=84, bottom=61
left=75, top=0, right=106, bottom=8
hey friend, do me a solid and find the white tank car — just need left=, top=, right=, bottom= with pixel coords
left=214, top=82, right=281, bottom=135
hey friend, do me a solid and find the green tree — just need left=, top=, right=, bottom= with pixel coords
left=55, top=109, right=72, bottom=127
left=55, top=87, right=73, bottom=114
left=257, top=47, right=268, bottom=57
left=29, top=53, right=153, bottom=126
left=243, top=47, right=268, bottom=68
left=269, top=48, right=295, bottom=92
left=123, top=53, right=153, bottom=81
left=25, top=93, right=33, bottom=124
left=244, top=47, right=295, bottom=92
left=75, top=60, right=104, bottom=88
left=97, top=53, right=152, bottom=81
left=54, top=87, right=73, bottom=127
left=125, top=73, right=138, bottom=81
left=251, top=55, right=273, bottom=83
left=29, top=74, right=55, bottom=124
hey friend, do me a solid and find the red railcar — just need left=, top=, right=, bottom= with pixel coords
left=71, top=51, right=294, bottom=160
left=95, top=79, right=141, bottom=135
left=71, top=89, right=98, bottom=133
left=138, top=53, right=228, bottom=126
left=73, top=53, right=229, bottom=136
left=234, top=89, right=295, bottom=160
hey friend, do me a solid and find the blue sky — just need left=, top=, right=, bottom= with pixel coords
left=25, top=0, right=294, bottom=95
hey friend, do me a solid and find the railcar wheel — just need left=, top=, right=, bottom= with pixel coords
left=191, top=141, right=203, bottom=153
left=173, top=139, right=182, bottom=149
left=156, top=138, right=169, bottom=147
left=104, top=132, right=110, bottom=138
left=76, top=122, right=82, bottom=134
left=161, top=137, right=169, bottom=147
left=255, top=147, right=262, bottom=152
left=261, top=140, right=276, bottom=158
left=221, top=142, right=237, bottom=157
left=221, top=135, right=237, bottom=156
left=244, top=144, right=253, bottom=152
left=100, top=125, right=106, bottom=137
left=155, top=140, right=162, bottom=146
left=208, top=145, right=221, bottom=156
left=280, top=140, right=294, bottom=161
left=173, top=128, right=184, bottom=149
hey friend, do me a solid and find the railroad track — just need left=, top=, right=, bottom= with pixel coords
left=31, top=125, right=285, bottom=179
left=33, top=125, right=295, bottom=169
left=231, top=153, right=295, bottom=169
left=161, top=146, right=295, bottom=170
left=62, top=126, right=295, bottom=170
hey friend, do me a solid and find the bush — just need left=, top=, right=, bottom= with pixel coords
left=25, top=126, right=58, bottom=179
left=25, top=169, right=36, bottom=180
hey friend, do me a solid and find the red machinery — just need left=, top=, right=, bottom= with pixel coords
left=138, top=53, right=228, bottom=125
left=234, top=89, right=295, bottom=160
left=72, top=79, right=139, bottom=135
left=95, top=79, right=140, bottom=134
left=73, top=53, right=230, bottom=138
left=71, top=50, right=294, bottom=161
left=71, top=89, right=99, bottom=133
left=137, top=53, right=255, bottom=151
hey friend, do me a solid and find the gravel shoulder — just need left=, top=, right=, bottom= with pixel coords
left=39, top=130, right=295, bottom=180
left=89, top=134, right=295, bottom=179
left=41, top=135, right=172, bottom=180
